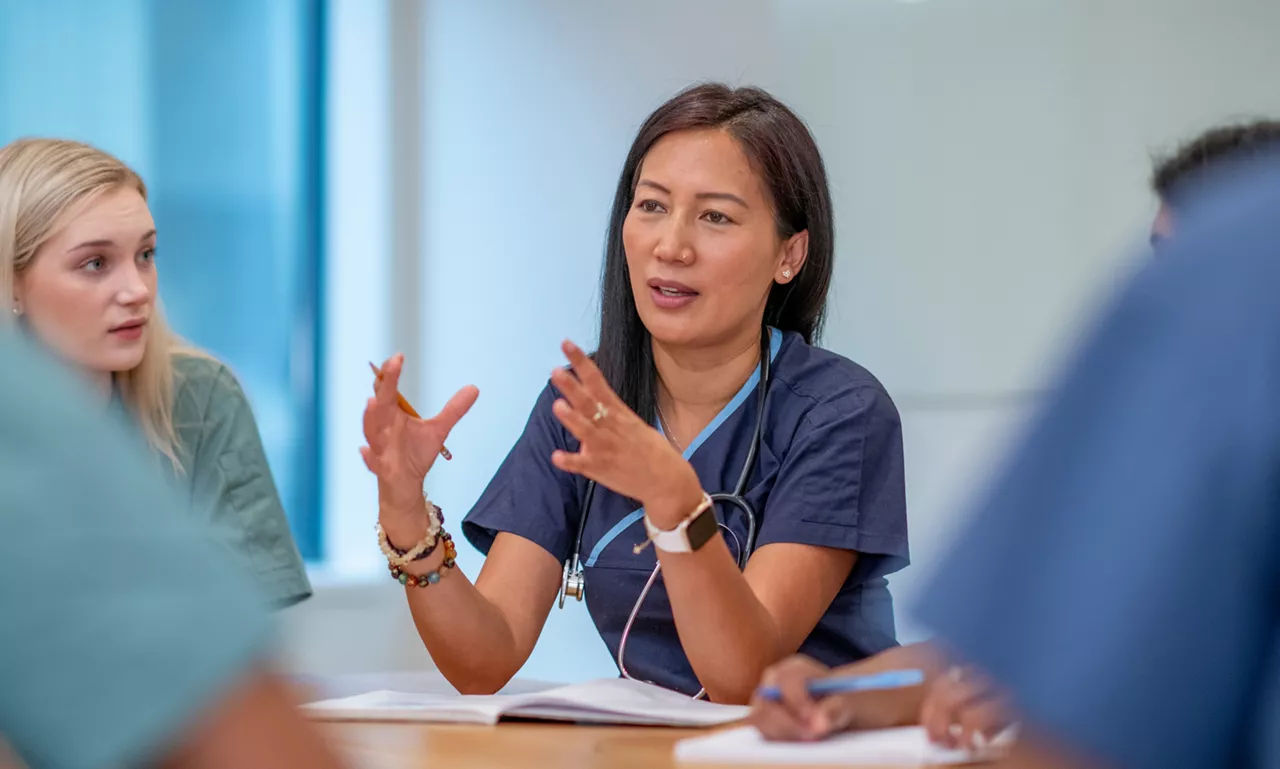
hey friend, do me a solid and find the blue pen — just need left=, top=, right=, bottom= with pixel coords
left=755, top=669, right=925, bottom=701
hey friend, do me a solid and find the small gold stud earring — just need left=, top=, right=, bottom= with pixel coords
left=781, top=269, right=792, bottom=280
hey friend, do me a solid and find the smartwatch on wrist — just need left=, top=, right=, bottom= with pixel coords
left=642, top=492, right=716, bottom=553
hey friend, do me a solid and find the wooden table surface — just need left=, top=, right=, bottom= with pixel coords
left=318, top=719, right=924, bottom=769
left=304, top=672, right=939, bottom=769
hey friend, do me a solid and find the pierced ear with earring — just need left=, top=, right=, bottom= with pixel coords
left=781, top=268, right=792, bottom=281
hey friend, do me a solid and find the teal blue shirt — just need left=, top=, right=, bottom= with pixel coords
left=0, top=331, right=273, bottom=769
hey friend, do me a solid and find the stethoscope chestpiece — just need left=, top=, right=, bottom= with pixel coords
left=559, top=558, right=585, bottom=608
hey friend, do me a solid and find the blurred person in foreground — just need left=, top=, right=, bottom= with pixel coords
left=0, top=330, right=343, bottom=769
left=910, top=151, right=1280, bottom=767
left=750, top=127, right=1280, bottom=757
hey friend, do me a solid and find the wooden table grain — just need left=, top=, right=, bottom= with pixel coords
left=317, top=719, right=925, bottom=769
left=303, top=672, right=935, bottom=769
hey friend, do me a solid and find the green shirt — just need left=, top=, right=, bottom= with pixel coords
left=165, top=354, right=312, bottom=607
left=0, top=331, right=273, bottom=769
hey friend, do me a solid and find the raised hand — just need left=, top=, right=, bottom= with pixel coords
left=360, top=353, right=478, bottom=514
left=548, top=340, right=701, bottom=524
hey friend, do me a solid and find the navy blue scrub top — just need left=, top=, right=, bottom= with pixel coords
left=463, top=328, right=909, bottom=695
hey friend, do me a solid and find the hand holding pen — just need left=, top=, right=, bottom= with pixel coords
left=368, top=360, right=455, bottom=461
left=360, top=354, right=479, bottom=513
left=749, top=656, right=927, bottom=742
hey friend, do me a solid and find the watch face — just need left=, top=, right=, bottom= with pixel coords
left=687, top=504, right=719, bottom=551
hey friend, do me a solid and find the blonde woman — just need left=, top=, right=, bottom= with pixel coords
left=0, top=137, right=310, bottom=607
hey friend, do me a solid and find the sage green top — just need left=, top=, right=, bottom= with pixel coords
left=162, top=354, right=311, bottom=607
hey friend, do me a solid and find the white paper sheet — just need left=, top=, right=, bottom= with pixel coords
left=675, top=725, right=1010, bottom=765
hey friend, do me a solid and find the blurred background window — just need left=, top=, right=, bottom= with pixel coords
left=0, top=0, right=325, bottom=559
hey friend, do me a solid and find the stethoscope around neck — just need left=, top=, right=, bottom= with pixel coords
left=556, top=326, right=775, bottom=695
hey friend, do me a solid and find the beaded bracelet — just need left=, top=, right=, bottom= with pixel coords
left=390, top=532, right=458, bottom=587
left=377, top=500, right=444, bottom=567
left=387, top=505, right=446, bottom=562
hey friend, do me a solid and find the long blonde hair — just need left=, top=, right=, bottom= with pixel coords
left=0, top=138, right=201, bottom=470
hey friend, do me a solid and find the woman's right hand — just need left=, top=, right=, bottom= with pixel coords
left=360, top=353, right=479, bottom=515
left=749, top=655, right=836, bottom=741
left=750, top=655, right=925, bottom=741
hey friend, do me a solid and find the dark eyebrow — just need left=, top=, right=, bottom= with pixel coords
left=636, top=179, right=748, bottom=208
left=695, top=191, right=748, bottom=207
left=637, top=179, right=671, bottom=194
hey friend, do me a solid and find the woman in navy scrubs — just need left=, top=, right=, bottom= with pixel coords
left=362, top=83, right=908, bottom=704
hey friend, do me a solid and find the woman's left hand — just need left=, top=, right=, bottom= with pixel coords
left=549, top=340, right=702, bottom=525
left=921, top=665, right=1014, bottom=751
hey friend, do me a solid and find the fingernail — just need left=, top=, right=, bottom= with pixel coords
left=811, top=713, right=828, bottom=734
left=971, top=732, right=988, bottom=751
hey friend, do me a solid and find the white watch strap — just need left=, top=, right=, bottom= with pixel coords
left=641, top=493, right=713, bottom=554
left=643, top=514, right=692, bottom=553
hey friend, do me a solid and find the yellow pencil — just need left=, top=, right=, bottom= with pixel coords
left=369, top=361, right=452, bottom=461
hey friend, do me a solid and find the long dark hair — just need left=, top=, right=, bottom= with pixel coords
left=595, top=83, right=835, bottom=425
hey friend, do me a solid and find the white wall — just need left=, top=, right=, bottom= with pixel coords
left=781, top=0, right=1280, bottom=396
left=299, top=0, right=1280, bottom=679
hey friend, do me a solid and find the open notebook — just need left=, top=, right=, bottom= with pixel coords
left=675, top=725, right=1013, bottom=765
left=303, top=677, right=749, bottom=728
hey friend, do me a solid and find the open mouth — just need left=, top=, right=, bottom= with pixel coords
left=648, top=278, right=699, bottom=309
